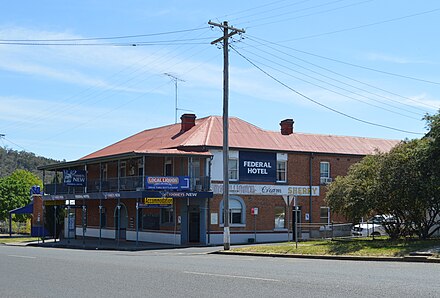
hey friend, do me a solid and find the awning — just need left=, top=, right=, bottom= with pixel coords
left=9, top=203, right=34, bottom=215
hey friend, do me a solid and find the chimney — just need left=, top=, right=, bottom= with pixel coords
left=280, top=119, right=294, bottom=135
left=180, top=113, right=196, bottom=132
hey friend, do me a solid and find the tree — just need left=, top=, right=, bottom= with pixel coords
left=326, top=153, right=384, bottom=223
left=326, top=112, right=440, bottom=239
left=0, top=169, right=42, bottom=221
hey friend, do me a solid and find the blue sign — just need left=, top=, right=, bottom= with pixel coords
left=63, top=170, right=87, bottom=186
left=145, top=176, right=190, bottom=190
left=30, top=185, right=41, bottom=195
left=239, top=151, right=276, bottom=182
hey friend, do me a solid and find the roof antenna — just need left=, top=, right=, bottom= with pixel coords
left=164, top=73, right=189, bottom=123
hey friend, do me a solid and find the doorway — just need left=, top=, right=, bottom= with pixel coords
left=188, top=210, right=200, bottom=243
left=114, top=204, right=128, bottom=240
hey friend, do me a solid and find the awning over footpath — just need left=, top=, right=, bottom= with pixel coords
left=9, top=203, right=34, bottom=215
left=8, top=203, right=33, bottom=236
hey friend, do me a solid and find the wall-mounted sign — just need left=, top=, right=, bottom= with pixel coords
left=139, top=197, right=173, bottom=208
left=145, top=176, right=190, bottom=190
left=63, top=170, right=87, bottom=187
left=239, top=151, right=276, bottom=182
left=30, top=185, right=40, bottom=195
left=212, top=183, right=320, bottom=196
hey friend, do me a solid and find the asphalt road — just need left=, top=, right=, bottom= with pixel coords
left=0, top=245, right=439, bottom=298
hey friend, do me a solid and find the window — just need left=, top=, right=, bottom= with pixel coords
left=320, top=206, right=330, bottom=224
left=228, top=159, right=238, bottom=181
left=119, top=161, right=126, bottom=178
left=320, top=162, right=331, bottom=184
left=99, top=206, right=106, bottom=228
left=165, top=158, right=173, bottom=176
left=274, top=206, right=285, bottom=229
left=276, top=160, right=287, bottom=182
left=161, top=208, right=174, bottom=224
left=220, top=196, right=245, bottom=226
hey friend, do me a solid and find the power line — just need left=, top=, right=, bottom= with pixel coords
left=242, top=36, right=434, bottom=113
left=278, top=7, right=440, bottom=41
left=239, top=0, right=371, bottom=27
left=0, top=26, right=208, bottom=42
left=230, top=45, right=424, bottom=135
left=237, top=43, right=422, bottom=119
left=247, top=35, right=440, bottom=88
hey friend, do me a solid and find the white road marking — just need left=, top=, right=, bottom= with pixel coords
left=183, top=271, right=280, bottom=282
left=7, top=255, right=36, bottom=259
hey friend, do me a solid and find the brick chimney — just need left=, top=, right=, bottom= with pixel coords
left=280, top=119, right=294, bottom=135
left=180, top=113, right=196, bottom=132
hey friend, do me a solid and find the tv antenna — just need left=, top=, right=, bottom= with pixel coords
left=164, top=73, right=189, bottom=123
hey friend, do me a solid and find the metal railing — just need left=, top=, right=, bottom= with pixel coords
left=43, top=175, right=211, bottom=195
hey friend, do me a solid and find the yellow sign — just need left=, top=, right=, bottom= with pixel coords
left=143, top=198, right=173, bottom=205
left=44, top=200, right=64, bottom=206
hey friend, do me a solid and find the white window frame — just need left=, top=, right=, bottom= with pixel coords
left=276, top=160, right=287, bottom=182
left=320, top=161, right=331, bottom=184
left=220, top=196, right=246, bottom=227
left=228, top=158, right=238, bottom=181
left=274, top=206, right=286, bottom=230
left=320, top=206, right=330, bottom=224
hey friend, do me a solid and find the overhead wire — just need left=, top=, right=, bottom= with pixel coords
left=243, top=35, right=435, bottom=113
left=235, top=41, right=422, bottom=120
left=3, top=25, right=214, bottom=133
left=277, top=7, right=440, bottom=42
left=230, top=45, right=424, bottom=135
left=246, top=35, right=440, bottom=106
left=0, top=26, right=208, bottom=42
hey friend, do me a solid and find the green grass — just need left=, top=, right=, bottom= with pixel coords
left=232, top=238, right=440, bottom=258
left=0, top=236, right=39, bottom=244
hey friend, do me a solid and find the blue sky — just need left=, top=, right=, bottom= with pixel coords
left=0, top=0, right=439, bottom=161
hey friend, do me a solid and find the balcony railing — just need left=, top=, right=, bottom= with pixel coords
left=43, top=176, right=211, bottom=195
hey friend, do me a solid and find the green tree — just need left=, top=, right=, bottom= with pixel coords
left=326, top=153, right=384, bottom=223
left=0, top=169, right=42, bottom=221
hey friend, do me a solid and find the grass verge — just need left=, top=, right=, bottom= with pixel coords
left=0, top=236, right=40, bottom=244
left=232, top=237, right=440, bottom=258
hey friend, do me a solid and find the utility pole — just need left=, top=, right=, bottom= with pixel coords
left=164, top=73, right=185, bottom=123
left=209, top=20, right=245, bottom=251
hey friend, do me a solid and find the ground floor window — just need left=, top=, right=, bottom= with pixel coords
left=274, top=206, right=286, bottom=229
left=161, top=208, right=174, bottom=224
left=141, top=209, right=160, bottom=230
left=320, top=206, right=330, bottom=224
left=100, top=206, right=106, bottom=228
left=220, top=196, right=246, bottom=226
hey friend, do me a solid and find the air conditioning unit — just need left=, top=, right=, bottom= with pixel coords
left=320, top=177, right=332, bottom=184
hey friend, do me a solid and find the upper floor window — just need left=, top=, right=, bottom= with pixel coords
left=165, top=158, right=173, bottom=176
left=320, top=162, right=331, bottom=184
left=228, top=159, right=238, bottom=181
left=120, top=161, right=126, bottom=178
left=276, top=160, right=287, bottom=182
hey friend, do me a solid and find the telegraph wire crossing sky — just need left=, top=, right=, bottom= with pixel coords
left=0, top=0, right=439, bottom=161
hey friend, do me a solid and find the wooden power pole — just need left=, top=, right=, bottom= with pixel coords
left=209, top=20, right=245, bottom=250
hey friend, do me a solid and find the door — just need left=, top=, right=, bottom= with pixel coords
left=189, top=211, right=200, bottom=243
left=115, top=204, right=128, bottom=240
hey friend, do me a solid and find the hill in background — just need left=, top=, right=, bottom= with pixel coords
left=0, top=147, right=60, bottom=181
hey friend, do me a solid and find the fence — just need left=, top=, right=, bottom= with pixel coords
left=293, top=222, right=353, bottom=240
left=0, top=220, right=31, bottom=235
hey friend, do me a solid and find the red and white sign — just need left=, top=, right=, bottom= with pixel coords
left=251, top=207, right=259, bottom=215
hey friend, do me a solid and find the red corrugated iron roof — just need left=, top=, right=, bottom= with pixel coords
left=80, top=116, right=399, bottom=160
